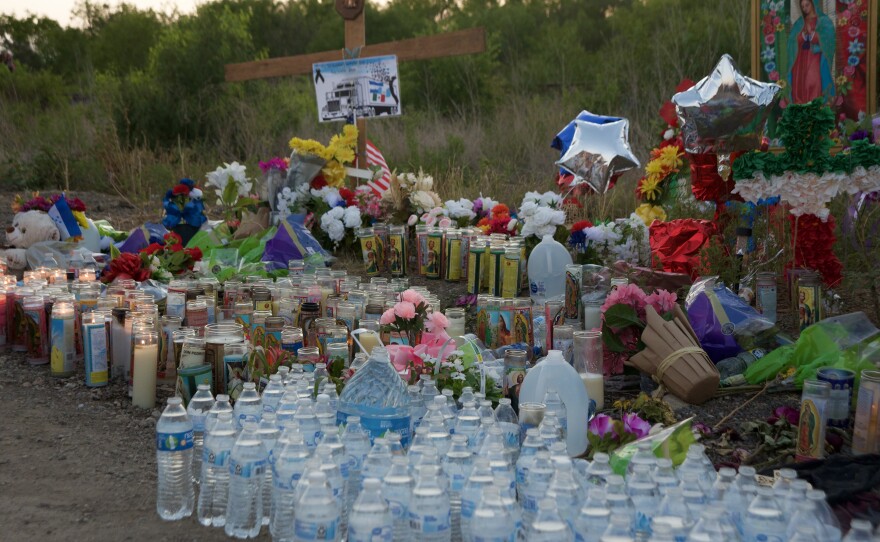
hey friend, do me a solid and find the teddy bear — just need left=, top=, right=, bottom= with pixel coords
left=4, top=210, right=60, bottom=271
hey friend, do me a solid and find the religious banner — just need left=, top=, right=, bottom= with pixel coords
left=312, top=55, right=401, bottom=122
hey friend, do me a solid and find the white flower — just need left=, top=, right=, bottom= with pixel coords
left=663, top=128, right=674, bottom=141
left=507, top=218, right=518, bottom=231
left=443, top=198, right=476, bottom=220
left=410, top=190, right=440, bottom=214
left=520, top=207, right=564, bottom=239
left=451, top=371, right=466, bottom=381
left=206, top=161, right=252, bottom=199
left=320, top=210, right=346, bottom=243
left=189, top=188, right=202, bottom=200
left=343, top=206, right=362, bottom=229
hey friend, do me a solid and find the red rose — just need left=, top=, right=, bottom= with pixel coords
left=185, top=247, right=203, bottom=261
left=164, top=232, right=183, bottom=245
left=101, top=253, right=150, bottom=283
left=172, top=184, right=191, bottom=196
left=310, top=175, right=328, bottom=190
left=339, top=188, right=357, bottom=207
left=142, top=243, right=163, bottom=256
left=169, top=242, right=183, bottom=253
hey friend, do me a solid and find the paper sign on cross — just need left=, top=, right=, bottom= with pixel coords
left=225, top=1, right=486, bottom=169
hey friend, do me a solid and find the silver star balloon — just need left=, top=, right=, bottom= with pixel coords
left=555, top=118, right=640, bottom=194
left=672, top=54, right=780, bottom=179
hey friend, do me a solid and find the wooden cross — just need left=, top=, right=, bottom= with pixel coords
left=225, top=0, right=486, bottom=168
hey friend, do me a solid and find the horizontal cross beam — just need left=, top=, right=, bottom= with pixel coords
left=225, top=27, right=486, bottom=82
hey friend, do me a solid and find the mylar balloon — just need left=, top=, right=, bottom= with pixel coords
left=672, top=54, right=780, bottom=179
left=555, top=118, right=640, bottom=194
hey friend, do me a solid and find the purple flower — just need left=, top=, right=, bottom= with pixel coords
left=692, top=421, right=714, bottom=436
left=472, top=198, right=484, bottom=217
left=849, top=129, right=870, bottom=142
left=588, top=414, right=616, bottom=439
left=455, top=293, right=478, bottom=308
left=259, top=157, right=289, bottom=175
left=767, top=406, right=799, bottom=426
left=623, top=412, right=651, bottom=439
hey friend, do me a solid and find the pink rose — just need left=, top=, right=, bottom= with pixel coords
left=414, top=331, right=456, bottom=361
left=386, top=344, right=420, bottom=375
left=425, top=311, right=449, bottom=332
left=394, top=301, right=417, bottom=319
left=438, top=217, right=453, bottom=229
left=401, top=289, right=426, bottom=306
left=380, top=308, right=396, bottom=325
left=844, top=65, right=855, bottom=76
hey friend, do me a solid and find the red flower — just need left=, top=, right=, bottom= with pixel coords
left=142, top=243, right=164, bottom=256
left=339, top=188, right=357, bottom=207
left=163, top=232, right=183, bottom=245
left=571, top=220, right=593, bottom=233
left=491, top=204, right=509, bottom=217
left=101, top=253, right=150, bottom=284
left=787, top=214, right=843, bottom=287
left=172, top=184, right=191, bottom=196
left=563, top=197, right=582, bottom=208
left=169, top=242, right=183, bottom=253
left=310, top=175, right=328, bottom=190
left=185, top=247, right=203, bottom=261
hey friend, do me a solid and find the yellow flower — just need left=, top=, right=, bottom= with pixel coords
left=639, top=174, right=662, bottom=201
left=836, top=75, right=848, bottom=86
left=634, top=203, right=667, bottom=226
left=776, top=23, right=785, bottom=32
left=655, top=145, right=684, bottom=169
left=322, top=162, right=347, bottom=187
left=332, top=144, right=355, bottom=165
left=777, top=79, right=787, bottom=89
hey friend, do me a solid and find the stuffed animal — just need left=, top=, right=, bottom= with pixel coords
left=4, top=211, right=60, bottom=270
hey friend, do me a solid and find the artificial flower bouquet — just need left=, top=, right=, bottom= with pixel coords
left=600, top=283, right=678, bottom=375
left=139, top=232, right=203, bottom=283
left=259, top=157, right=290, bottom=216
left=382, top=169, right=443, bottom=224
left=517, top=190, right=568, bottom=248
left=379, top=289, right=433, bottom=346
left=205, top=161, right=261, bottom=233
left=288, top=124, right=358, bottom=188
left=569, top=214, right=651, bottom=268
left=162, top=178, right=206, bottom=231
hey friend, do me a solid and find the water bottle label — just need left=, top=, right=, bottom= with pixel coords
left=347, top=523, right=392, bottom=542
left=203, top=447, right=230, bottom=467
left=274, top=471, right=303, bottom=491
left=498, top=422, right=520, bottom=449
left=634, top=510, right=653, bottom=534
left=338, top=461, right=350, bottom=479
left=229, top=458, right=267, bottom=479
left=345, top=454, right=362, bottom=473
left=387, top=499, right=407, bottom=520
left=461, top=498, right=477, bottom=519
left=238, top=413, right=260, bottom=427
left=294, top=518, right=338, bottom=540
left=516, top=465, right=529, bottom=485
left=263, top=403, right=278, bottom=414
left=408, top=510, right=450, bottom=534
left=338, top=411, right=411, bottom=449
left=746, top=534, right=784, bottom=542
left=156, top=430, right=194, bottom=452
left=191, top=414, right=206, bottom=433
left=451, top=473, right=467, bottom=492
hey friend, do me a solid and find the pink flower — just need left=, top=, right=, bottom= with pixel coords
left=589, top=414, right=616, bottom=438
left=844, top=65, right=856, bottom=76
left=423, top=214, right=436, bottom=226
left=623, top=413, right=652, bottom=439
left=386, top=344, right=420, bottom=375
left=768, top=70, right=779, bottom=81
left=380, top=308, right=396, bottom=325
left=400, top=289, right=426, bottom=306
left=393, top=301, right=417, bottom=320
left=414, top=330, right=455, bottom=361
left=425, top=311, right=449, bottom=332
left=764, top=34, right=775, bottom=45
left=407, top=214, right=418, bottom=226
left=768, top=406, right=799, bottom=426
left=601, top=283, right=649, bottom=315
left=646, top=289, right=678, bottom=314
left=438, top=217, right=453, bottom=229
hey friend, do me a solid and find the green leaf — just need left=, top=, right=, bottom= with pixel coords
left=222, top=179, right=239, bottom=206
left=602, top=323, right=627, bottom=353
left=603, top=304, right=644, bottom=329
left=110, top=243, right=120, bottom=260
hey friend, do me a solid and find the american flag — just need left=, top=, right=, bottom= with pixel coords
left=365, top=139, right=392, bottom=196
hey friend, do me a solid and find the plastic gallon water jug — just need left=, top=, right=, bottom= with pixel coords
left=528, top=235, right=572, bottom=305
left=519, top=350, right=589, bottom=456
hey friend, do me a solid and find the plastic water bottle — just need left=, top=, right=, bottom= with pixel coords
left=315, top=393, right=336, bottom=427
left=441, top=388, right=458, bottom=414
left=257, top=413, right=280, bottom=526
left=293, top=471, right=340, bottom=542
left=779, top=478, right=808, bottom=515
left=294, top=398, right=322, bottom=449
left=605, top=475, right=634, bottom=527
left=315, top=443, right=346, bottom=531
left=602, top=514, right=635, bottom=541
left=627, top=463, right=659, bottom=538
left=573, top=487, right=610, bottom=542
left=426, top=397, right=452, bottom=456
left=547, top=457, right=582, bottom=530
left=734, top=466, right=758, bottom=498
left=494, top=399, right=520, bottom=458
left=318, top=422, right=349, bottom=535
left=652, top=458, right=679, bottom=493
left=313, top=363, right=329, bottom=396
left=409, top=425, right=437, bottom=467
left=786, top=500, right=833, bottom=542
left=678, top=444, right=713, bottom=493
left=678, top=471, right=708, bottom=518
left=477, top=400, right=497, bottom=424
left=270, top=431, right=311, bottom=542
left=653, top=486, right=692, bottom=542
left=649, top=520, right=678, bottom=542
left=527, top=234, right=572, bottom=305
left=341, top=416, right=372, bottom=510
left=443, top=434, right=473, bottom=541
left=420, top=374, right=440, bottom=401
left=409, top=464, right=451, bottom=542
left=156, top=397, right=195, bottom=520
left=585, top=453, right=612, bottom=487
left=382, top=456, right=413, bottom=542
left=197, top=411, right=236, bottom=527
left=742, top=486, right=787, bottom=542
left=521, top=450, right=554, bottom=529
left=276, top=387, right=300, bottom=426
left=718, top=471, right=747, bottom=537
left=187, top=384, right=215, bottom=485
left=408, top=385, right=426, bottom=435
left=842, top=520, right=875, bottom=542
left=803, top=489, right=842, bottom=541
left=527, top=497, right=573, bottom=541
left=496, top=474, right=523, bottom=542
left=626, top=440, right=656, bottom=478
left=455, top=401, right=481, bottom=450
left=687, top=508, right=730, bottom=542
left=363, top=437, right=393, bottom=482
left=385, top=432, right=405, bottom=456
left=469, top=477, right=516, bottom=542
left=461, top=457, right=494, bottom=542
left=337, top=346, right=411, bottom=447
left=458, top=386, right=476, bottom=408
left=205, top=393, right=233, bottom=434
left=225, top=421, right=268, bottom=538
left=262, top=374, right=285, bottom=414
left=323, top=382, right=339, bottom=411
left=515, top=428, right=545, bottom=496
left=234, top=382, right=263, bottom=429
left=348, top=478, right=393, bottom=542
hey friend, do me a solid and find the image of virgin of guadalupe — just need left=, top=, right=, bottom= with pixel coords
left=787, top=0, right=836, bottom=104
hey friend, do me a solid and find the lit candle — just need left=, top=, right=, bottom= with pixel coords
left=50, top=299, right=76, bottom=378
left=78, top=269, right=96, bottom=283
left=82, top=311, right=109, bottom=387
left=132, top=330, right=158, bottom=409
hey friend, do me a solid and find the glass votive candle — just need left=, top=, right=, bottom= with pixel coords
left=132, top=330, right=158, bottom=409
left=444, top=308, right=466, bottom=338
